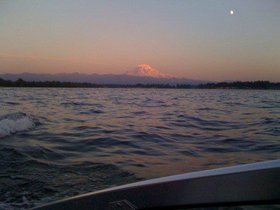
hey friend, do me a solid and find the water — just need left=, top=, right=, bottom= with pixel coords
left=0, top=88, right=279, bottom=209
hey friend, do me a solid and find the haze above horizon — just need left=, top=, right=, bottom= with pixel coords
left=0, top=0, right=280, bottom=82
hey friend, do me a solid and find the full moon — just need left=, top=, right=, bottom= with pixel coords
left=230, top=10, right=234, bottom=15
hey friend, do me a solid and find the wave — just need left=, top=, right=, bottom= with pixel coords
left=0, top=145, right=139, bottom=209
left=0, top=112, right=36, bottom=138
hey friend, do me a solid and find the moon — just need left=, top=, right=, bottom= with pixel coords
left=230, top=10, right=234, bottom=15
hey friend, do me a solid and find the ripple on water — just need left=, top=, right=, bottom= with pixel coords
left=0, top=146, right=140, bottom=209
left=79, top=109, right=104, bottom=115
left=5, top=101, right=20, bottom=105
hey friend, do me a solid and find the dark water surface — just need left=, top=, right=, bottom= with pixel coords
left=0, top=88, right=279, bottom=209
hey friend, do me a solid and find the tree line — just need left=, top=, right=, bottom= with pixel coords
left=0, top=78, right=279, bottom=89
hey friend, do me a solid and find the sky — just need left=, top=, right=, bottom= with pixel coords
left=0, top=0, right=279, bottom=81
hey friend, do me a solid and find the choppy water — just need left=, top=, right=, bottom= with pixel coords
left=0, top=88, right=279, bottom=209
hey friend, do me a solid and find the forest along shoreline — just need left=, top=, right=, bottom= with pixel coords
left=0, top=78, right=279, bottom=89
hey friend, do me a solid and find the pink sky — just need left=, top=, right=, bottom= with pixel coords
left=0, top=1, right=279, bottom=81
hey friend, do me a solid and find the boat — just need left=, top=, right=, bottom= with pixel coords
left=32, top=159, right=280, bottom=210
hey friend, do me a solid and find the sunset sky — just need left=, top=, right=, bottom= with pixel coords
left=0, top=0, right=279, bottom=81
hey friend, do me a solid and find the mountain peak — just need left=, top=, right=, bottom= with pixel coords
left=126, top=64, right=171, bottom=78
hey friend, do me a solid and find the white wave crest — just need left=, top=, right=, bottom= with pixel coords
left=0, top=112, right=35, bottom=138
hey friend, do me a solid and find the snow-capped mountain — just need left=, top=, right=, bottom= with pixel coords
left=125, top=64, right=171, bottom=78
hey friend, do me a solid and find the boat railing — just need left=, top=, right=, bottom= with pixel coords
left=32, top=159, right=280, bottom=210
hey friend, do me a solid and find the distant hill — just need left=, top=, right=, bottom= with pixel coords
left=0, top=72, right=207, bottom=85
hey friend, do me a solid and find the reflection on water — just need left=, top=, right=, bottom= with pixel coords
left=0, top=88, right=279, bottom=209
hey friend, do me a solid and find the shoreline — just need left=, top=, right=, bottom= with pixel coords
left=0, top=78, right=279, bottom=90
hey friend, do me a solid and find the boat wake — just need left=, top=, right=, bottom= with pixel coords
left=0, top=112, right=36, bottom=138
